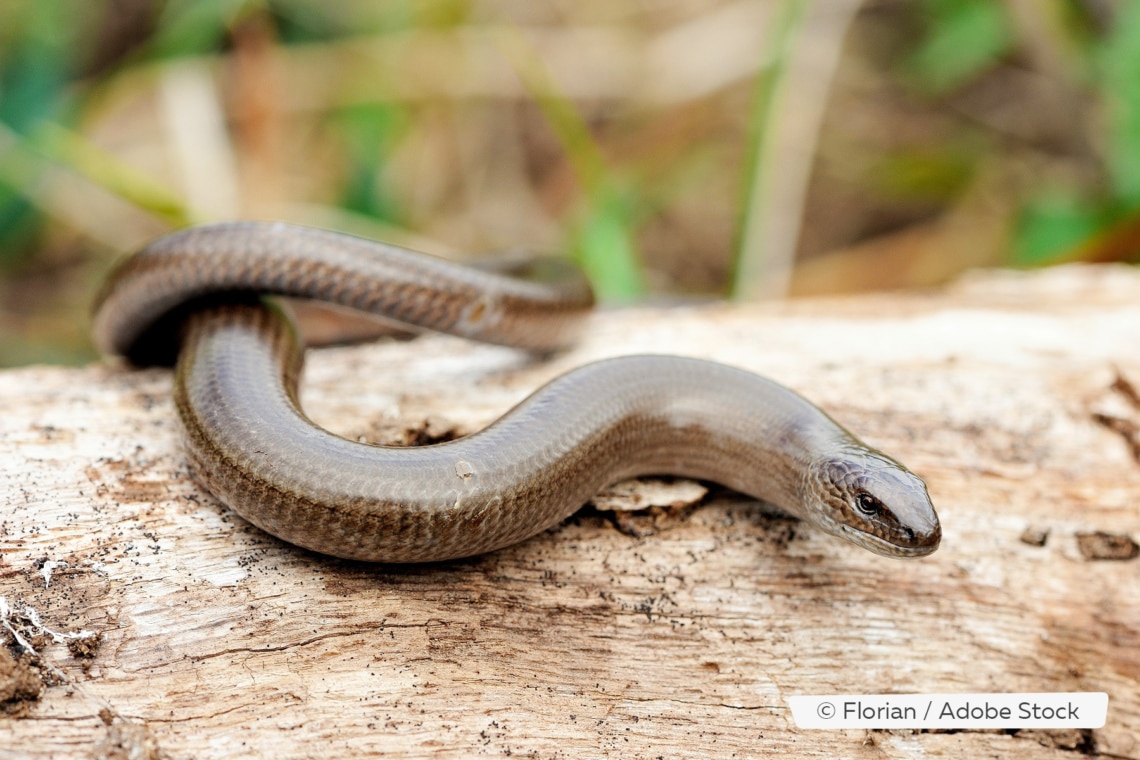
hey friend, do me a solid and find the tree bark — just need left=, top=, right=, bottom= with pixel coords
left=1, top=265, right=1137, bottom=759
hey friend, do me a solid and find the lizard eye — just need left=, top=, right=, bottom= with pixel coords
left=855, top=492, right=884, bottom=517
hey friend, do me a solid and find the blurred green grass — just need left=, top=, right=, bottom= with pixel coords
left=0, top=0, right=1137, bottom=366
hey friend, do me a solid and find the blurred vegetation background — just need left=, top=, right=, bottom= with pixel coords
left=0, top=0, right=1136, bottom=366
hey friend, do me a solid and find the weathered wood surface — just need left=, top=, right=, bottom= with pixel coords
left=1, top=265, right=1138, bottom=759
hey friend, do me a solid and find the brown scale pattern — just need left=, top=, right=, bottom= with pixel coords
left=95, top=221, right=940, bottom=561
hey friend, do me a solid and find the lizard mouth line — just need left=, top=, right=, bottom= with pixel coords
left=841, top=524, right=938, bottom=558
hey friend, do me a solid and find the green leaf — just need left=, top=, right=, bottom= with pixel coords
left=1097, top=3, right=1140, bottom=204
left=496, top=27, right=645, bottom=301
left=730, top=0, right=804, bottom=300
left=907, top=0, right=1013, bottom=94
left=150, top=0, right=254, bottom=59
left=572, top=185, right=645, bottom=301
left=0, top=0, right=75, bottom=253
left=29, top=123, right=190, bottom=225
left=1012, top=194, right=1107, bottom=265
left=332, top=104, right=408, bottom=224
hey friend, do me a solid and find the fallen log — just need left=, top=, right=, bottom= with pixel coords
left=1, top=264, right=1137, bottom=758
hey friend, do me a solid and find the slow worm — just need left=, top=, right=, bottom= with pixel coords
left=93, top=221, right=940, bottom=562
